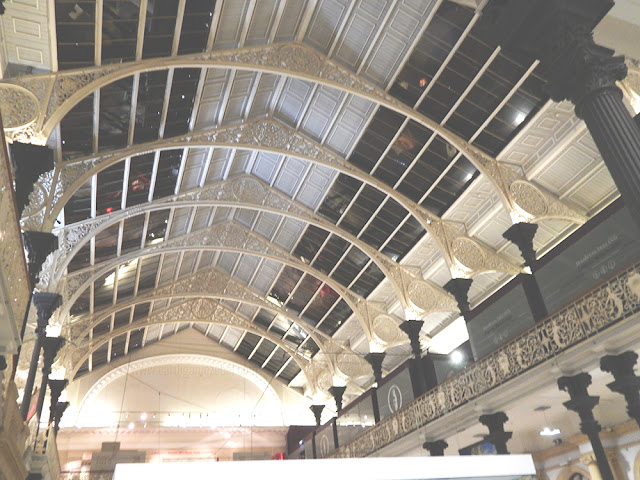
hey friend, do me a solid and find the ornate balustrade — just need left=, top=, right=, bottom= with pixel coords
left=0, top=112, right=31, bottom=357
left=61, top=472, right=113, bottom=480
left=0, top=380, right=29, bottom=480
left=331, top=261, right=640, bottom=458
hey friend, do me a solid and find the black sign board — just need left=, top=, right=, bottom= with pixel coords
left=467, top=284, right=534, bottom=359
left=537, top=207, right=640, bottom=314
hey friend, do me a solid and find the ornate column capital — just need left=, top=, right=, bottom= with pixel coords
left=32, top=292, right=61, bottom=330
left=600, top=351, right=640, bottom=426
left=328, top=386, right=346, bottom=414
left=310, top=404, right=325, bottom=427
left=502, top=222, right=538, bottom=268
left=41, top=336, right=65, bottom=373
left=364, top=352, right=386, bottom=385
left=543, top=27, right=627, bottom=116
left=479, top=412, right=512, bottom=454
left=443, top=278, right=473, bottom=314
left=558, top=373, right=601, bottom=433
left=48, top=379, right=68, bottom=405
left=423, top=439, right=448, bottom=456
left=22, top=232, right=58, bottom=289
left=398, top=320, right=424, bottom=359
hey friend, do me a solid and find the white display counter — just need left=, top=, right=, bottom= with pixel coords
left=113, top=454, right=536, bottom=480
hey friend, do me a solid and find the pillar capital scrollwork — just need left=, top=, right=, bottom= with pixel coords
left=545, top=29, right=627, bottom=116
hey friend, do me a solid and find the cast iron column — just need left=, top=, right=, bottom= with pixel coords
left=479, top=412, right=512, bottom=454
left=545, top=32, right=640, bottom=229
left=399, top=320, right=428, bottom=396
left=328, top=386, right=346, bottom=414
left=423, top=439, right=448, bottom=456
left=310, top=404, right=324, bottom=459
left=20, top=292, right=60, bottom=420
left=502, top=222, right=548, bottom=321
left=13, top=233, right=58, bottom=381
left=365, top=352, right=385, bottom=423
left=34, top=336, right=65, bottom=420
left=600, top=351, right=640, bottom=427
left=558, top=373, right=614, bottom=480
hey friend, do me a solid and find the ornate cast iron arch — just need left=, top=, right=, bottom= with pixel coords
left=63, top=264, right=370, bottom=366
left=48, top=177, right=458, bottom=318
left=64, top=297, right=373, bottom=392
left=26, top=118, right=579, bottom=282
left=62, top=222, right=416, bottom=347
left=6, top=43, right=585, bottom=232
left=64, top=302, right=313, bottom=382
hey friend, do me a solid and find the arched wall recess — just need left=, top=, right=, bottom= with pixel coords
left=74, top=353, right=283, bottom=427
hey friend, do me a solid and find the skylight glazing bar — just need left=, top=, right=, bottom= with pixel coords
left=415, top=11, right=481, bottom=106
left=439, top=46, right=502, bottom=125
left=135, top=0, right=148, bottom=60
left=171, top=0, right=187, bottom=55
left=95, top=0, right=103, bottom=65
left=383, top=0, right=443, bottom=89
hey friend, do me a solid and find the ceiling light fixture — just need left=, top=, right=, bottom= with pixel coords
left=535, top=405, right=560, bottom=437
left=450, top=350, right=464, bottom=365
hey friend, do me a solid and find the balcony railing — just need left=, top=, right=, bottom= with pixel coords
left=331, top=261, right=640, bottom=458
left=0, top=378, right=29, bottom=480
left=0, top=112, right=31, bottom=356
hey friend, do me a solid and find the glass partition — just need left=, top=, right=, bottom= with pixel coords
left=537, top=206, right=640, bottom=314
left=467, top=283, right=534, bottom=359
left=336, top=392, right=375, bottom=447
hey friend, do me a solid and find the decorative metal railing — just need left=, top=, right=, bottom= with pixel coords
left=0, top=113, right=31, bottom=356
left=61, top=471, right=113, bottom=480
left=331, top=261, right=640, bottom=458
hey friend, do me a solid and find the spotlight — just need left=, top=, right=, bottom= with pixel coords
left=450, top=350, right=464, bottom=365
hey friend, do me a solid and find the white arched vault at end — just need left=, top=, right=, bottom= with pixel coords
left=72, top=353, right=285, bottom=428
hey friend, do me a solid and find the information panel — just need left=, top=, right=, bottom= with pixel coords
left=467, top=284, right=534, bottom=360
left=537, top=207, right=640, bottom=314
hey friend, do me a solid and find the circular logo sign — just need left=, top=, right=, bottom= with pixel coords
left=387, top=384, right=403, bottom=413
left=319, top=434, right=330, bottom=457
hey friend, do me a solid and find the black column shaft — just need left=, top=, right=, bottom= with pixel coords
left=558, top=373, right=614, bottom=480
left=20, top=328, right=45, bottom=420
left=577, top=87, right=640, bottom=225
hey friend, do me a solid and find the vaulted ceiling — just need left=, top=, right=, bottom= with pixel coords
left=3, top=0, right=620, bottom=406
